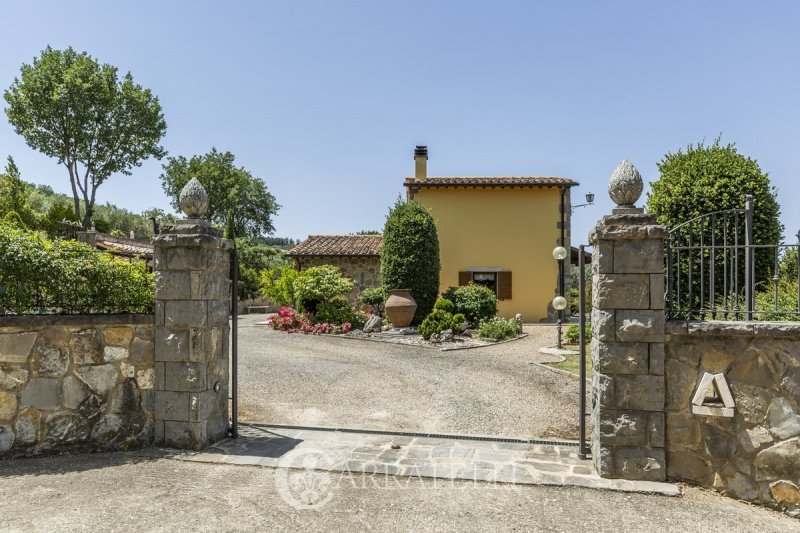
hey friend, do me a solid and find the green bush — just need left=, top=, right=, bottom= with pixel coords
left=442, top=284, right=498, bottom=327
left=478, top=317, right=519, bottom=341
left=0, top=222, right=154, bottom=314
left=754, top=281, right=800, bottom=321
left=418, top=309, right=461, bottom=340
left=359, top=287, right=385, bottom=317
left=293, top=265, right=354, bottom=314
left=315, top=299, right=365, bottom=328
left=564, top=323, right=592, bottom=344
left=452, top=313, right=466, bottom=328
left=259, top=265, right=299, bottom=307
left=434, top=298, right=455, bottom=313
left=380, top=200, right=440, bottom=325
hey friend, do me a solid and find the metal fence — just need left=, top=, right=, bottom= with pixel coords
left=666, top=194, right=800, bottom=321
left=0, top=247, right=155, bottom=315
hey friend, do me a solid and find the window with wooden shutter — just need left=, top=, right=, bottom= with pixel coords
left=458, top=271, right=470, bottom=286
left=497, top=271, right=512, bottom=300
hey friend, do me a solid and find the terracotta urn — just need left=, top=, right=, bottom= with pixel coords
left=385, top=289, right=417, bottom=328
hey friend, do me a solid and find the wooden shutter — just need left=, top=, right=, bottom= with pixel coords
left=497, top=271, right=512, bottom=300
left=458, top=271, right=471, bottom=286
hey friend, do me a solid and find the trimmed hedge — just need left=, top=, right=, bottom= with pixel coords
left=380, top=201, right=440, bottom=324
left=0, top=221, right=154, bottom=314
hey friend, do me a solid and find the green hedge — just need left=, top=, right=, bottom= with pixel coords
left=0, top=222, right=154, bottom=314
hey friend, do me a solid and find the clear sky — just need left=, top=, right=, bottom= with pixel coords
left=1, top=1, right=799, bottom=244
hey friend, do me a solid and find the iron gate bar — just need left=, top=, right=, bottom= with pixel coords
left=230, top=248, right=239, bottom=439
left=745, top=194, right=754, bottom=320
left=244, top=422, right=581, bottom=448
left=578, top=244, right=588, bottom=460
left=665, top=195, right=800, bottom=320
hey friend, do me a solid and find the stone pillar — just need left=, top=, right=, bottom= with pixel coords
left=152, top=178, right=231, bottom=450
left=590, top=160, right=667, bottom=481
left=76, top=230, right=98, bottom=247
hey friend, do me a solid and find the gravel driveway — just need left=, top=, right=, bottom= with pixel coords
left=236, top=316, right=587, bottom=440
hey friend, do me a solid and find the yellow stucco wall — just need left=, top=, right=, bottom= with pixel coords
left=411, top=186, right=564, bottom=322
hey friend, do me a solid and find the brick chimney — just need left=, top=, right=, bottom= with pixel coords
left=414, top=145, right=428, bottom=181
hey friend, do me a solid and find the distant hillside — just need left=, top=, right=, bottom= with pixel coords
left=23, top=181, right=168, bottom=239
left=9, top=179, right=298, bottom=247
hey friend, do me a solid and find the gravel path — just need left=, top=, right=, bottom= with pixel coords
left=236, top=316, right=588, bottom=440
left=0, top=452, right=794, bottom=532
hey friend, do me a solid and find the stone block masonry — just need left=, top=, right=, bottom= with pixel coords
left=0, top=315, right=154, bottom=457
left=589, top=212, right=668, bottom=482
left=153, top=219, right=232, bottom=450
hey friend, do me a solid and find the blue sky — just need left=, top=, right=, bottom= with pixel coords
left=1, top=1, right=799, bottom=243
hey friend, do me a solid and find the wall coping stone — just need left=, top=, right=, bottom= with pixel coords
left=162, top=219, right=220, bottom=235
left=666, top=320, right=800, bottom=338
left=589, top=214, right=668, bottom=242
left=0, top=314, right=154, bottom=327
left=153, top=233, right=231, bottom=250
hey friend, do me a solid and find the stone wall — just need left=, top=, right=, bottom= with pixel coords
left=665, top=321, right=800, bottom=517
left=296, top=255, right=381, bottom=304
left=0, top=314, right=154, bottom=457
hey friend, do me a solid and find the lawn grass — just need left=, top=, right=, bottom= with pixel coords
left=550, top=344, right=591, bottom=375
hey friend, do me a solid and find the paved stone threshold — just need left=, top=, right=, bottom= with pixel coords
left=164, top=424, right=680, bottom=496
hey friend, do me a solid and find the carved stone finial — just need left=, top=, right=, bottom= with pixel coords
left=609, top=160, right=643, bottom=208
left=179, top=177, right=209, bottom=218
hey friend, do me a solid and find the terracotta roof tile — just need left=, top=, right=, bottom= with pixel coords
left=288, top=235, right=382, bottom=257
left=404, top=176, right=578, bottom=187
left=96, top=239, right=154, bottom=256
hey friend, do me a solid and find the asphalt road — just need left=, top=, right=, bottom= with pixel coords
left=235, top=315, right=588, bottom=440
left=0, top=451, right=793, bottom=532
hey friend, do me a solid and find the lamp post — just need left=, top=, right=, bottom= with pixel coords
left=552, top=245, right=568, bottom=349
left=570, top=192, right=595, bottom=214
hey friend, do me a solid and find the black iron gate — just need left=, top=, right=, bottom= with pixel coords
left=229, top=247, right=239, bottom=438
left=577, top=244, right=589, bottom=460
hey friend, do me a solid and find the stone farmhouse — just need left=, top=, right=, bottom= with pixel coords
left=286, top=234, right=382, bottom=304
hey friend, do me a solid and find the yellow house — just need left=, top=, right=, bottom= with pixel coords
left=404, top=146, right=578, bottom=322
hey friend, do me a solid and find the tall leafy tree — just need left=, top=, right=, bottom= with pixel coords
left=0, top=156, right=35, bottom=227
left=159, top=148, right=279, bottom=238
left=646, top=138, right=782, bottom=285
left=4, top=46, right=166, bottom=228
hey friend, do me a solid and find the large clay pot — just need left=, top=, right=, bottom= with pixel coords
left=385, top=289, right=417, bottom=328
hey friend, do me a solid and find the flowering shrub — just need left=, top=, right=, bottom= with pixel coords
left=266, top=306, right=353, bottom=335
left=478, top=317, right=519, bottom=341
left=267, top=306, right=306, bottom=331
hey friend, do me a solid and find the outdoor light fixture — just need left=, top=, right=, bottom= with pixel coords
left=552, top=246, right=568, bottom=261
left=571, top=192, right=595, bottom=214
left=552, top=296, right=568, bottom=311
left=552, top=246, right=568, bottom=349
